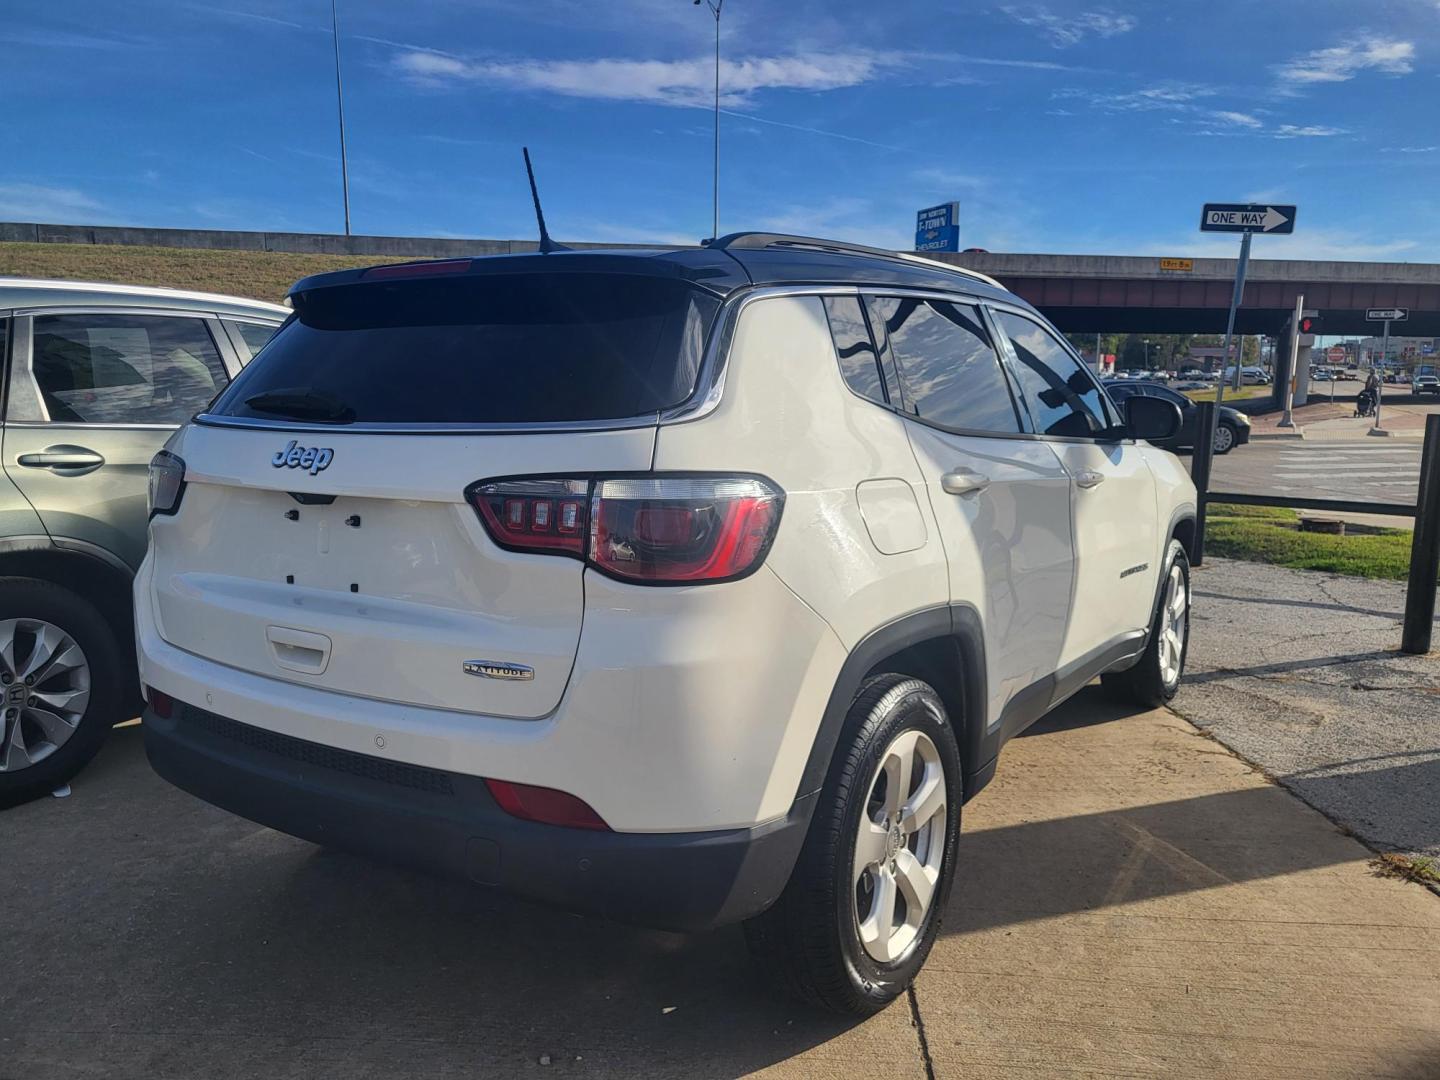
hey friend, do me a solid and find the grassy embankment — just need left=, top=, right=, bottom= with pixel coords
left=0, top=241, right=384, bottom=303
left=1206, top=503, right=1417, bottom=580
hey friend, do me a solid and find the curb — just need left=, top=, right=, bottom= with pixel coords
left=1250, top=430, right=1305, bottom=440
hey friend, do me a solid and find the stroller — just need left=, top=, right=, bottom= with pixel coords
left=1355, top=387, right=1377, bottom=418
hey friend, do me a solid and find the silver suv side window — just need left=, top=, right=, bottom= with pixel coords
left=225, top=319, right=280, bottom=361
left=869, top=297, right=1021, bottom=434
left=29, top=314, right=229, bottom=425
left=992, top=310, right=1115, bottom=438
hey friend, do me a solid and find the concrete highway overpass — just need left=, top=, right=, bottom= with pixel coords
left=940, top=252, right=1440, bottom=339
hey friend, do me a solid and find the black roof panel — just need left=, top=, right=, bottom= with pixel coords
left=287, top=239, right=1021, bottom=306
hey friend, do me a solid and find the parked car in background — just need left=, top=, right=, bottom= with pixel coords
left=1415, top=374, right=1440, bottom=396
left=1222, top=365, right=1270, bottom=386
left=1104, top=380, right=1251, bottom=454
left=0, top=278, right=286, bottom=806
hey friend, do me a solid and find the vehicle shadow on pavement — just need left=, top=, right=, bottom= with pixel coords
left=0, top=727, right=875, bottom=1080
left=5, top=699, right=1436, bottom=1079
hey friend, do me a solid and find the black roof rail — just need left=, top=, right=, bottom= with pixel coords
left=703, top=232, right=1003, bottom=290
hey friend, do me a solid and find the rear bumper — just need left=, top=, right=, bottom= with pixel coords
left=143, top=698, right=814, bottom=933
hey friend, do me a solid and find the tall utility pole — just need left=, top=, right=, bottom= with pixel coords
left=694, top=0, right=724, bottom=239
left=331, top=0, right=352, bottom=236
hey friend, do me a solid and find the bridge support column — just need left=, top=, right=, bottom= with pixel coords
left=1293, top=339, right=1313, bottom=406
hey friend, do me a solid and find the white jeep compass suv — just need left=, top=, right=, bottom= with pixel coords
left=137, top=234, right=1195, bottom=1014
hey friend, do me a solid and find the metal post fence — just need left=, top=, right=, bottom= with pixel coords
left=1189, top=401, right=1216, bottom=566
left=1401, top=414, right=1440, bottom=654
left=1188, top=405, right=1436, bottom=653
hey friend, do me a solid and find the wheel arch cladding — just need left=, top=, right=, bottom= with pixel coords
left=796, top=604, right=991, bottom=806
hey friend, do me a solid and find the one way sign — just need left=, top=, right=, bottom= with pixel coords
left=1200, top=203, right=1296, bottom=234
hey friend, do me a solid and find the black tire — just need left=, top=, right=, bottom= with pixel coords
left=1214, top=422, right=1238, bottom=455
left=1102, top=540, right=1191, bottom=708
left=744, top=675, right=962, bottom=1015
left=0, top=578, right=123, bottom=809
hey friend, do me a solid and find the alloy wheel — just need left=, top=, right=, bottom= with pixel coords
left=1213, top=424, right=1235, bottom=453
left=852, top=728, right=948, bottom=964
left=1157, top=563, right=1188, bottom=688
left=0, top=618, right=91, bottom=772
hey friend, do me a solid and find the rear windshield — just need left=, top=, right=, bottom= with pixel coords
left=208, top=272, right=718, bottom=425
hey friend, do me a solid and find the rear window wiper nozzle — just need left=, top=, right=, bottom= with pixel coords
left=243, top=388, right=357, bottom=424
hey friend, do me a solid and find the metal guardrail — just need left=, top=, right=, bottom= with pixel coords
left=1189, top=402, right=1440, bottom=655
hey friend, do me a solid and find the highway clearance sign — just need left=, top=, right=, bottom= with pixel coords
left=1367, top=308, right=1408, bottom=322
left=1199, top=203, right=1296, bottom=234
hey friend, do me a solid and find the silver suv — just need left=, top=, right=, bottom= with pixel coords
left=0, top=279, right=285, bottom=805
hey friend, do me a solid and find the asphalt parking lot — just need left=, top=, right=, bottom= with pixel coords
left=5, top=689, right=1438, bottom=1078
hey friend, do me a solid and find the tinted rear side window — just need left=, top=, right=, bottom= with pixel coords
left=869, top=297, right=1020, bottom=433
left=822, top=296, right=885, bottom=404
left=210, top=273, right=718, bottom=425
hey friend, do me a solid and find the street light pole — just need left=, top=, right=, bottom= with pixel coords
left=331, top=0, right=352, bottom=236
left=694, top=0, right=724, bottom=239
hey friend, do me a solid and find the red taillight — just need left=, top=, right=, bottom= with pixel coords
left=360, top=258, right=472, bottom=280
left=470, top=479, right=589, bottom=556
left=467, top=475, right=784, bottom=584
left=589, top=477, right=783, bottom=583
left=147, top=687, right=175, bottom=719
left=485, top=779, right=610, bottom=831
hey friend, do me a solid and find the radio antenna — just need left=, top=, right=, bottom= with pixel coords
left=523, top=147, right=566, bottom=254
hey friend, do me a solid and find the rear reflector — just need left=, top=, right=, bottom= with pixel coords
left=146, top=687, right=175, bottom=719
left=360, top=259, right=472, bottom=281
left=485, top=779, right=610, bottom=831
left=466, top=474, right=784, bottom=584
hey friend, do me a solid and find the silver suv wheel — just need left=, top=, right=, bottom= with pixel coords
left=0, top=618, right=92, bottom=772
left=853, top=728, right=948, bottom=964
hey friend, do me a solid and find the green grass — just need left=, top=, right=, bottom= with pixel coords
left=0, top=241, right=391, bottom=303
left=1206, top=503, right=1418, bottom=580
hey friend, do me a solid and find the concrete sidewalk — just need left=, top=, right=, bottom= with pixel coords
left=1177, top=557, right=1440, bottom=861
left=4, top=687, right=1438, bottom=1077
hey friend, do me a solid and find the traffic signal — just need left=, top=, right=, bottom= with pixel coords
left=1298, top=313, right=1322, bottom=334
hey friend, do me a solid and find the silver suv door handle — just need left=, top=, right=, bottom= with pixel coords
left=941, top=469, right=991, bottom=496
left=16, top=446, right=106, bottom=472
left=1074, top=469, right=1105, bottom=489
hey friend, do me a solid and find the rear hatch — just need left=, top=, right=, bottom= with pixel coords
left=147, top=266, right=719, bottom=718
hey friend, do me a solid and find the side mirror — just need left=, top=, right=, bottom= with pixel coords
left=1122, top=396, right=1183, bottom=442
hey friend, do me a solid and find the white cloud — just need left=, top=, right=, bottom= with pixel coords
left=1056, top=83, right=1215, bottom=111
left=1382, top=145, right=1438, bottom=153
left=0, top=183, right=101, bottom=221
left=1275, top=37, right=1415, bottom=91
left=1210, top=110, right=1262, bottom=129
left=1000, top=6, right=1137, bottom=48
left=394, top=49, right=897, bottom=108
left=1273, top=124, right=1348, bottom=138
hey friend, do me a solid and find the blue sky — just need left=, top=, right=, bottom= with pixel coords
left=4, top=1, right=1439, bottom=259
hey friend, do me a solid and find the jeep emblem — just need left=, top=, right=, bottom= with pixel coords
left=271, top=439, right=333, bottom=476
